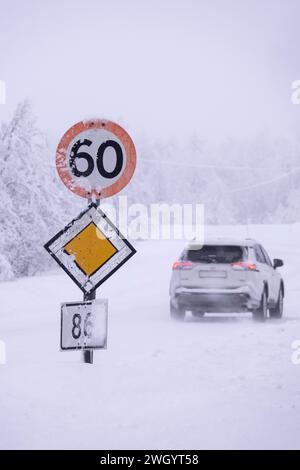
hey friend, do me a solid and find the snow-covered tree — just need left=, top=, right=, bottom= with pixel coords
left=0, top=101, right=80, bottom=280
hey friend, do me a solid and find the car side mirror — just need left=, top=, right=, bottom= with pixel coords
left=273, top=258, right=283, bottom=269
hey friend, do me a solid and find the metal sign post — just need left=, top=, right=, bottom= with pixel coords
left=83, top=290, right=95, bottom=364
left=83, top=198, right=99, bottom=364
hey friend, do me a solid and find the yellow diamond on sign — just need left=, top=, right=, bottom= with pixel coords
left=45, top=204, right=136, bottom=294
left=63, top=222, right=117, bottom=276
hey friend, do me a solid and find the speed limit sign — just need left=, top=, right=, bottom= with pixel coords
left=56, top=119, right=136, bottom=199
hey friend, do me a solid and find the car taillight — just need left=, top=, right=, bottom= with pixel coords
left=231, top=262, right=257, bottom=271
left=172, top=261, right=193, bottom=270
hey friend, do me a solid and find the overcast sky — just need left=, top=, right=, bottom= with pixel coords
left=1, top=0, right=300, bottom=148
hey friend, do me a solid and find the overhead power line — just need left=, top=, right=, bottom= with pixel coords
left=227, top=167, right=300, bottom=193
left=139, top=157, right=278, bottom=171
left=139, top=157, right=300, bottom=192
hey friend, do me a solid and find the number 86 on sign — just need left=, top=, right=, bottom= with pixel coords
left=60, top=300, right=108, bottom=350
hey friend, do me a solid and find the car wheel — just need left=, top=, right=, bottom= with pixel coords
left=269, top=286, right=283, bottom=319
left=253, top=289, right=268, bottom=321
left=170, top=302, right=185, bottom=321
left=192, top=311, right=205, bottom=318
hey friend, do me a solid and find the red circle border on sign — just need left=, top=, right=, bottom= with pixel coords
left=56, top=119, right=137, bottom=199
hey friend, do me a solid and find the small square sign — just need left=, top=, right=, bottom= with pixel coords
left=61, top=299, right=108, bottom=350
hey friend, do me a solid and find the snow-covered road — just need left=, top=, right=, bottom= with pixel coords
left=1, top=224, right=300, bottom=449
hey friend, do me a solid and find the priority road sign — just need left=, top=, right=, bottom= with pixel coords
left=44, top=203, right=136, bottom=294
left=56, top=119, right=136, bottom=199
left=61, top=299, right=108, bottom=350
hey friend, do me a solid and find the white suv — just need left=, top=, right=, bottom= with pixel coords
left=169, top=238, right=284, bottom=321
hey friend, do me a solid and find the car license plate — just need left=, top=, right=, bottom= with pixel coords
left=199, top=270, right=227, bottom=278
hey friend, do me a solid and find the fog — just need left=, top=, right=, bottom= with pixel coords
left=2, top=1, right=300, bottom=452
left=1, top=0, right=300, bottom=148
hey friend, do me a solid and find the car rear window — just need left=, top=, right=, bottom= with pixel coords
left=183, top=245, right=246, bottom=264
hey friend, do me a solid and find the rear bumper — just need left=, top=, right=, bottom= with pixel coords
left=172, top=286, right=261, bottom=313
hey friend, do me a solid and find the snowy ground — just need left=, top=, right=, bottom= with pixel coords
left=1, top=223, right=300, bottom=450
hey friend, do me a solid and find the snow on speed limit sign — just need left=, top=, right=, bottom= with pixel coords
left=56, top=119, right=136, bottom=199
